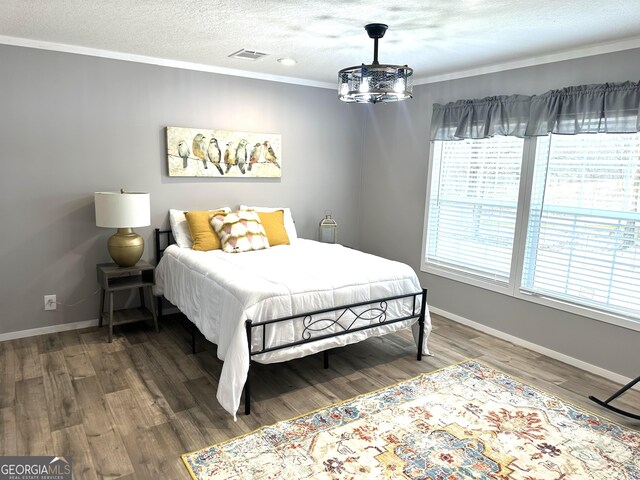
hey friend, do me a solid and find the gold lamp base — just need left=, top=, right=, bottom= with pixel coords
left=107, top=228, right=144, bottom=267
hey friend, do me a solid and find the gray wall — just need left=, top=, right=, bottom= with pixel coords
left=2, top=42, right=638, bottom=379
left=0, top=45, right=364, bottom=335
left=360, top=48, right=640, bottom=378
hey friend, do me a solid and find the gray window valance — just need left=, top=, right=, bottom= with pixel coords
left=431, top=81, right=640, bottom=141
left=526, top=81, right=640, bottom=136
left=431, top=95, right=532, bottom=140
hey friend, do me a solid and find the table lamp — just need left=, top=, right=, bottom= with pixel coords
left=95, top=189, right=150, bottom=267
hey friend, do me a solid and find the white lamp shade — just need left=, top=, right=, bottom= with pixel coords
left=95, top=191, right=150, bottom=228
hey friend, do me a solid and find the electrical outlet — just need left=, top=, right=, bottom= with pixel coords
left=44, top=294, right=57, bottom=311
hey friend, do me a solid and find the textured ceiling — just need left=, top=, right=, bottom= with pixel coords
left=2, top=0, right=640, bottom=87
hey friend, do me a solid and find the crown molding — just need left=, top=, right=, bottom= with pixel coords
left=3, top=33, right=640, bottom=91
left=415, top=35, right=640, bottom=85
left=0, top=35, right=335, bottom=90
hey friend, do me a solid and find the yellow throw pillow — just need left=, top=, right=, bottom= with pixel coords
left=210, top=210, right=270, bottom=253
left=184, top=210, right=225, bottom=251
left=257, top=210, right=290, bottom=246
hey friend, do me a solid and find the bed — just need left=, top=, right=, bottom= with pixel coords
left=153, top=219, right=431, bottom=419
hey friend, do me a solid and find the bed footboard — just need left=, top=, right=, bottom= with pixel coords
left=243, top=288, right=428, bottom=414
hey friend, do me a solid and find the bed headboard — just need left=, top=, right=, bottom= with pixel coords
left=154, top=228, right=175, bottom=266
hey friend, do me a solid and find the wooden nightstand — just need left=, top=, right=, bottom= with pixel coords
left=97, top=260, right=159, bottom=342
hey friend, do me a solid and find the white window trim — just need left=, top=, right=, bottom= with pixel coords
left=421, top=136, right=640, bottom=333
left=507, top=137, right=537, bottom=297
left=513, top=288, right=640, bottom=331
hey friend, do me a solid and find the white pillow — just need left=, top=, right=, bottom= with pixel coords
left=169, top=208, right=230, bottom=248
left=240, top=205, right=298, bottom=243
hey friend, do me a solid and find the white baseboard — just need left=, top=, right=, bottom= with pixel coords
left=0, top=318, right=100, bottom=342
left=429, top=306, right=637, bottom=390
left=0, top=306, right=182, bottom=343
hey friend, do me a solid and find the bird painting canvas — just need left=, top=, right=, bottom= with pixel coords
left=166, top=127, right=282, bottom=178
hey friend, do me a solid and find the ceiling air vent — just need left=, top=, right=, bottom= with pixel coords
left=228, top=49, right=269, bottom=61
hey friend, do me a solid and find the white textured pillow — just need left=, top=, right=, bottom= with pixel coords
left=240, top=205, right=298, bottom=243
left=169, top=208, right=230, bottom=248
left=210, top=210, right=270, bottom=253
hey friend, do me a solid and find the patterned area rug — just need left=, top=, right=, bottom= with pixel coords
left=182, top=360, right=639, bottom=479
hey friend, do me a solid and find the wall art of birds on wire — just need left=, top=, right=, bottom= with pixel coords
left=166, top=127, right=281, bottom=178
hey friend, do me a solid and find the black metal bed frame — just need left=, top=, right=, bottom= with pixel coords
left=154, top=228, right=427, bottom=415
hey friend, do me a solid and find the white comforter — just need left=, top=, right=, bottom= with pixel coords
left=154, top=239, right=431, bottom=418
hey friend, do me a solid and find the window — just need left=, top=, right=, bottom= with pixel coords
left=423, top=132, right=640, bottom=329
left=522, top=133, right=640, bottom=319
left=424, top=137, right=524, bottom=287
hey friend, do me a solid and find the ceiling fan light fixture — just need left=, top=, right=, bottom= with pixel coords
left=338, top=23, right=413, bottom=104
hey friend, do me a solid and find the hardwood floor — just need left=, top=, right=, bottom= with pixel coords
left=1, top=313, right=638, bottom=479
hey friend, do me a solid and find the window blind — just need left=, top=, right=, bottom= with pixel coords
left=425, top=137, right=524, bottom=285
left=522, top=133, right=640, bottom=318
